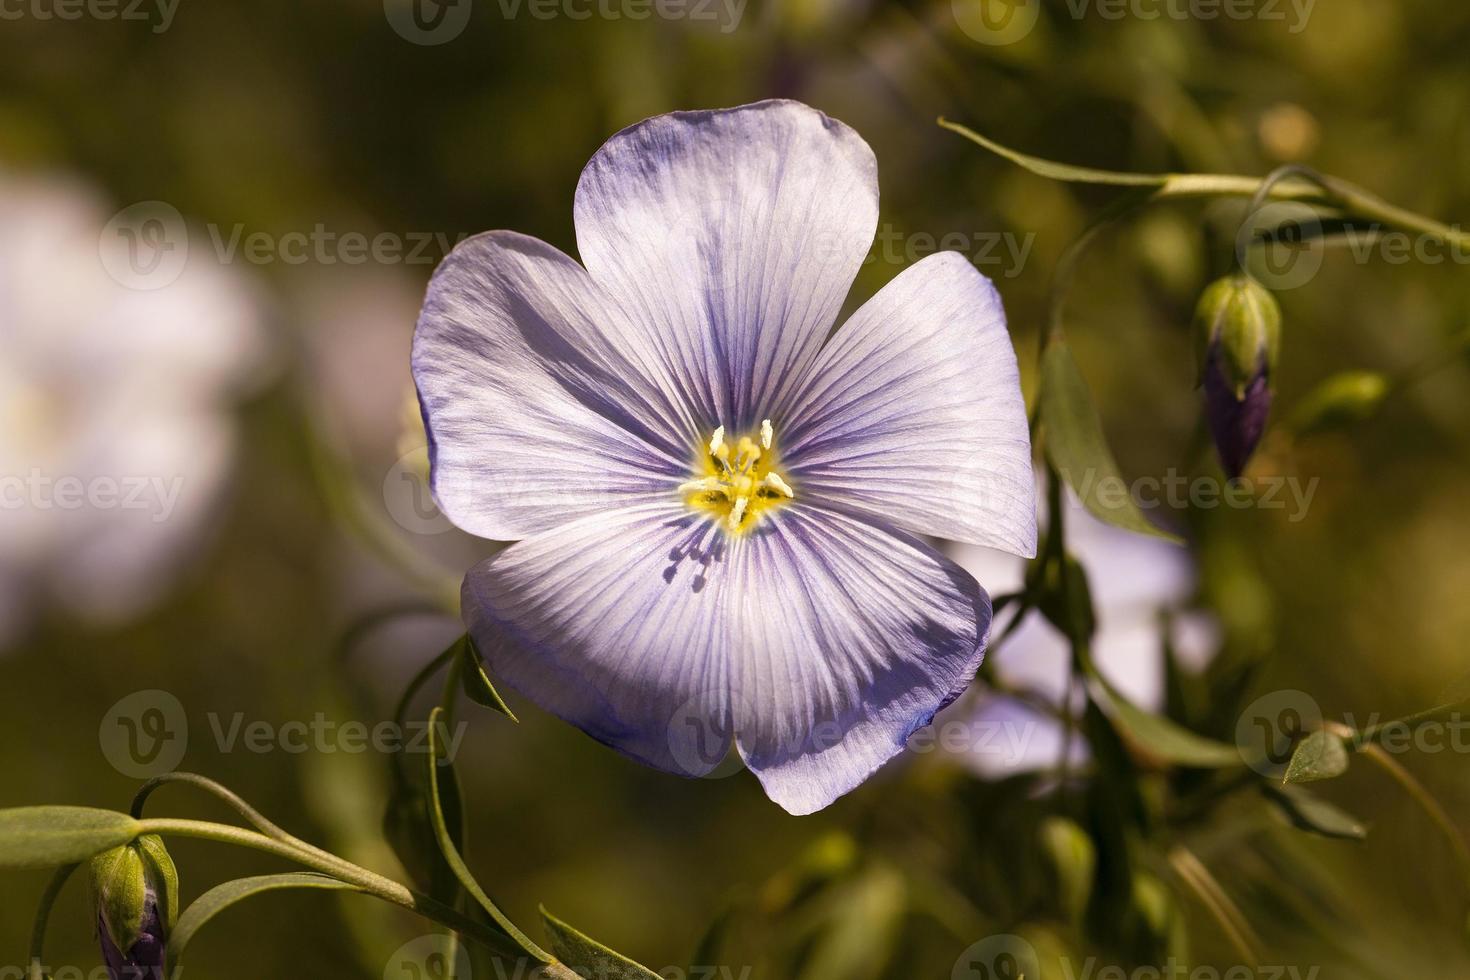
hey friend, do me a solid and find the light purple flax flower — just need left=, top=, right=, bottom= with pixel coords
left=412, top=100, right=1036, bottom=814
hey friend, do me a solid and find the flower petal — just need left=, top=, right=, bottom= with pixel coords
left=462, top=501, right=735, bottom=777
left=574, top=100, right=878, bottom=431
left=782, top=251, right=1036, bottom=556
left=728, top=505, right=991, bottom=815
left=412, top=232, right=692, bottom=541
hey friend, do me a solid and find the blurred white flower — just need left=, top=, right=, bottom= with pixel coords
left=0, top=174, right=270, bottom=646
left=947, top=487, right=1219, bottom=779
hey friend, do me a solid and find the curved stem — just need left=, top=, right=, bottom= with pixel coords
left=1360, top=744, right=1470, bottom=887
left=28, top=863, right=77, bottom=980
left=132, top=818, right=529, bottom=961
left=1168, top=846, right=1263, bottom=964
left=131, top=772, right=292, bottom=839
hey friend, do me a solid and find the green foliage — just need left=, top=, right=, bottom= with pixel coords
left=0, top=808, right=141, bottom=870
left=1039, top=340, right=1181, bottom=542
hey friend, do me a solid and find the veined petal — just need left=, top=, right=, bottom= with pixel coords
left=465, top=500, right=991, bottom=814
left=574, top=100, right=878, bottom=431
left=412, top=232, right=691, bottom=541
left=782, top=251, right=1036, bottom=556
left=728, top=505, right=991, bottom=815
left=463, top=501, right=735, bottom=777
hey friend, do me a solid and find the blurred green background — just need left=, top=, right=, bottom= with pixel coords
left=2, top=0, right=1469, bottom=976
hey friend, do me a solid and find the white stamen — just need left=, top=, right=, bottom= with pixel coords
left=708, top=426, right=725, bottom=456
left=760, top=419, right=773, bottom=450
left=679, top=477, right=724, bottom=495
left=728, top=495, right=748, bottom=529
left=763, top=473, right=794, bottom=498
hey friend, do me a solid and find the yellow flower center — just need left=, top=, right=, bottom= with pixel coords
left=679, top=419, right=795, bottom=535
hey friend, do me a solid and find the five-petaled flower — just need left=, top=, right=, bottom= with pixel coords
left=412, top=100, right=1037, bottom=814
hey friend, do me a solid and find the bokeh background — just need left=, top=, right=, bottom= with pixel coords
left=2, top=0, right=1469, bottom=976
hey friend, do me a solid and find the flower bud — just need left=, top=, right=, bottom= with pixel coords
left=1288, top=370, right=1389, bottom=436
left=1194, top=275, right=1281, bottom=476
left=89, top=835, right=177, bottom=980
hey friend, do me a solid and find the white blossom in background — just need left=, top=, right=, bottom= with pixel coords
left=947, top=487, right=1220, bottom=778
left=0, top=174, right=270, bottom=647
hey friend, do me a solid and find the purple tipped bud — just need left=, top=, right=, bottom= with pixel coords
left=89, top=835, right=176, bottom=980
left=1203, top=347, right=1273, bottom=477
left=1194, top=275, right=1281, bottom=476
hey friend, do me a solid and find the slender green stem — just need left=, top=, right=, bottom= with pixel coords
left=1355, top=698, right=1470, bottom=746
left=131, top=772, right=292, bottom=839
left=1167, top=846, right=1263, bottom=964
left=941, top=117, right=1470, bottom=250
left=132, top=818, right=530, bottom=961
left=27, top=863, right=77, bottom=980
left=1360, top=744, right=1470, bottom=887
left=394, top=640, right=461, bottom=734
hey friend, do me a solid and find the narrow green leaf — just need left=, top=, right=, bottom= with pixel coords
left=0, top=808, right=141, bottom=870
left=168, top=873, right=361, bottom=974
left=1088, top=677, right=1241, bottom=768
left=461, top=637, right=518, bottom=721
left=1283, top=729, right=1351, bottom=784
left=939, top=118, right=1169, bottom=187
left=1263, top=786, right=1367, bottom=841
left=424, top=707, right=550, bottom=963
left=1040, top=341, right=1181, bottom=543
left=541, top=906, right=663, bottom=980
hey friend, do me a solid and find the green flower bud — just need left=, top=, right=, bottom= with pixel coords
left=1038, top=816, right=1095, bottom=925
left=1289, top=370, right=1389, bottom=435
left=1195, top=274, right=1283, bottom=475
left=1194, top=274, right=1282, bottom=397
left=89, top=835, right=177, bottom=980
